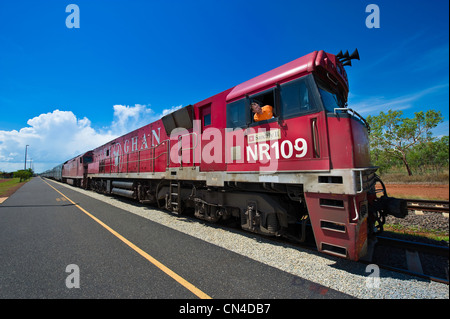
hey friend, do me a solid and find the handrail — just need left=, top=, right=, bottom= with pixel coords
left=98, top=139, right=171, bottom=174
left=353, top=167, right=378, bottom=193
left=177, top=132, right=199, bottom=166
left=334, top=107, right=371, bottom=133
left=312, top=118, right=320, bottom=158
left=96, top=132, right=201, bottom=173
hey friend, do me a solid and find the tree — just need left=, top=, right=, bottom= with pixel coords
left=369, top=147, right=402, bottom=174
left=366, top=109, right=443, bottom=176
left=409, top=136, right=449, bottom=174
left=13, top=169, right=33, bottom=182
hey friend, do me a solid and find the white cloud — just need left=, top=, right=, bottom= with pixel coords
left=161, top=104, right=183, bottom=116
left=0, top=104, right=182, bottom=173
left=431, top=120, right=449, bottom=138
left=110, top=104, right=155, bottom=135
left=0, top=110, right=115, bottom=173
left=349, top=83, right=449, bottom=115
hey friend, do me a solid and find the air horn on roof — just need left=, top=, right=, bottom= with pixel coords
left=336, top=49, right=360, bottom=67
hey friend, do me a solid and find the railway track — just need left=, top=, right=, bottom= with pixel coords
left=368, top=235, right=449, bottom=285
left=371, top=199, right=449, bottom=284
left=405, top=198, right=449, bottom=216
left=384, top=198, right=449, bottom=238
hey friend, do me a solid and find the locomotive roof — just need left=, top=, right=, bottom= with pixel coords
left=64, top=150, right=93, bottom=163
left=226, top=51, right=318, bottom=102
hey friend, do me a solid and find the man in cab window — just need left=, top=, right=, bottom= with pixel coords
left=251, top=100, right=273, bottom=122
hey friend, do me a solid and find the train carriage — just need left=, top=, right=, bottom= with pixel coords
left=44, top=49, right=407, bottom=261
left=41, top=163, right=63, bottom=181
left=61, top=151, right=93, bottom=188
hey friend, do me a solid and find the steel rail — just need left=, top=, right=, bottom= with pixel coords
left=373, top=235, right=449, bottom=285
left=368, top=262, right=449, bottom=285
left=402, top=198, right=449, bottom=214
left=404, top=198, right=449, bottom=205
left=407, top=205, right=449, bottom=213
left=376, top=235, right=449, bottom=257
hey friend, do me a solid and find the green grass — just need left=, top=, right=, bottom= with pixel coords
left=384, top=224, right=449, bottom=242
left=0, top=178, right=25, bottom=197
left=378, top=169, right=449, bottom=184
left=379, top=173, right=449, bottom=184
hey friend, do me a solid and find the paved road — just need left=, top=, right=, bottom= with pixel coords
left=0, top=177, right=352, bottom=300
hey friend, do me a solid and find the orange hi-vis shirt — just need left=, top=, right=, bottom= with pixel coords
left=253, top=105, right=273, bottom=122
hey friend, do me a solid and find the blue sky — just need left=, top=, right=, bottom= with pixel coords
left=0, top=0, right=448, bottom=173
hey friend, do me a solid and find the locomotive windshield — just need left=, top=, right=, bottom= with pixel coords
left=317, top=86, right=345, bottom=112
left=280, top=75, right=319, bottom=119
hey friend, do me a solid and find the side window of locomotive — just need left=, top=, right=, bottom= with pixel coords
left=226, top=99, right=246, bottom=128
left=203, top=114, right=211, bottom=126
left=280, top=77, right=318, bottom=119
left=249, top=89, right=276, bottom=120
left=318, top=87, right=344, bottom=112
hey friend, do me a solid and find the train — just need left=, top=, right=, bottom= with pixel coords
left=41, top=49, right=408, bottom=261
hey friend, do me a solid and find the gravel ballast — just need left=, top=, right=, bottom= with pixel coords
left=50, top=180, right=449, bottom=299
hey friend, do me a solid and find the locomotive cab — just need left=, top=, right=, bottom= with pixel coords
left=223, top=50, right=405, bottom=260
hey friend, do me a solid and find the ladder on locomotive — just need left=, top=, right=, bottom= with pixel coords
left=169, top=181, right=181, bottom=213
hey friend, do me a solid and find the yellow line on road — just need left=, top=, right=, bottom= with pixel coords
left=42, top=178, right=212, bottom=299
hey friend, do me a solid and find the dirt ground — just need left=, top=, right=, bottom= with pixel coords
left=384, top=184, right=449, bottom=200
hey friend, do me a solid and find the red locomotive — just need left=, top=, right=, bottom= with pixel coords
left=42, top=49, right=407, bottom=261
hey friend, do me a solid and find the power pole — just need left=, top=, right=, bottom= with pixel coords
left=24, top=145, right=29, bottom=170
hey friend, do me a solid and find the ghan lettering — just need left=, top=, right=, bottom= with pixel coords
left=141, top=134, right=148, bottom=149
left=152, top=128, right=161, bottom=146
left=131, top=136, right=138, bottom=152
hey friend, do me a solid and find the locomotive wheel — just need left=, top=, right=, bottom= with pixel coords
left=267, top=213, right=279, bottom=233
